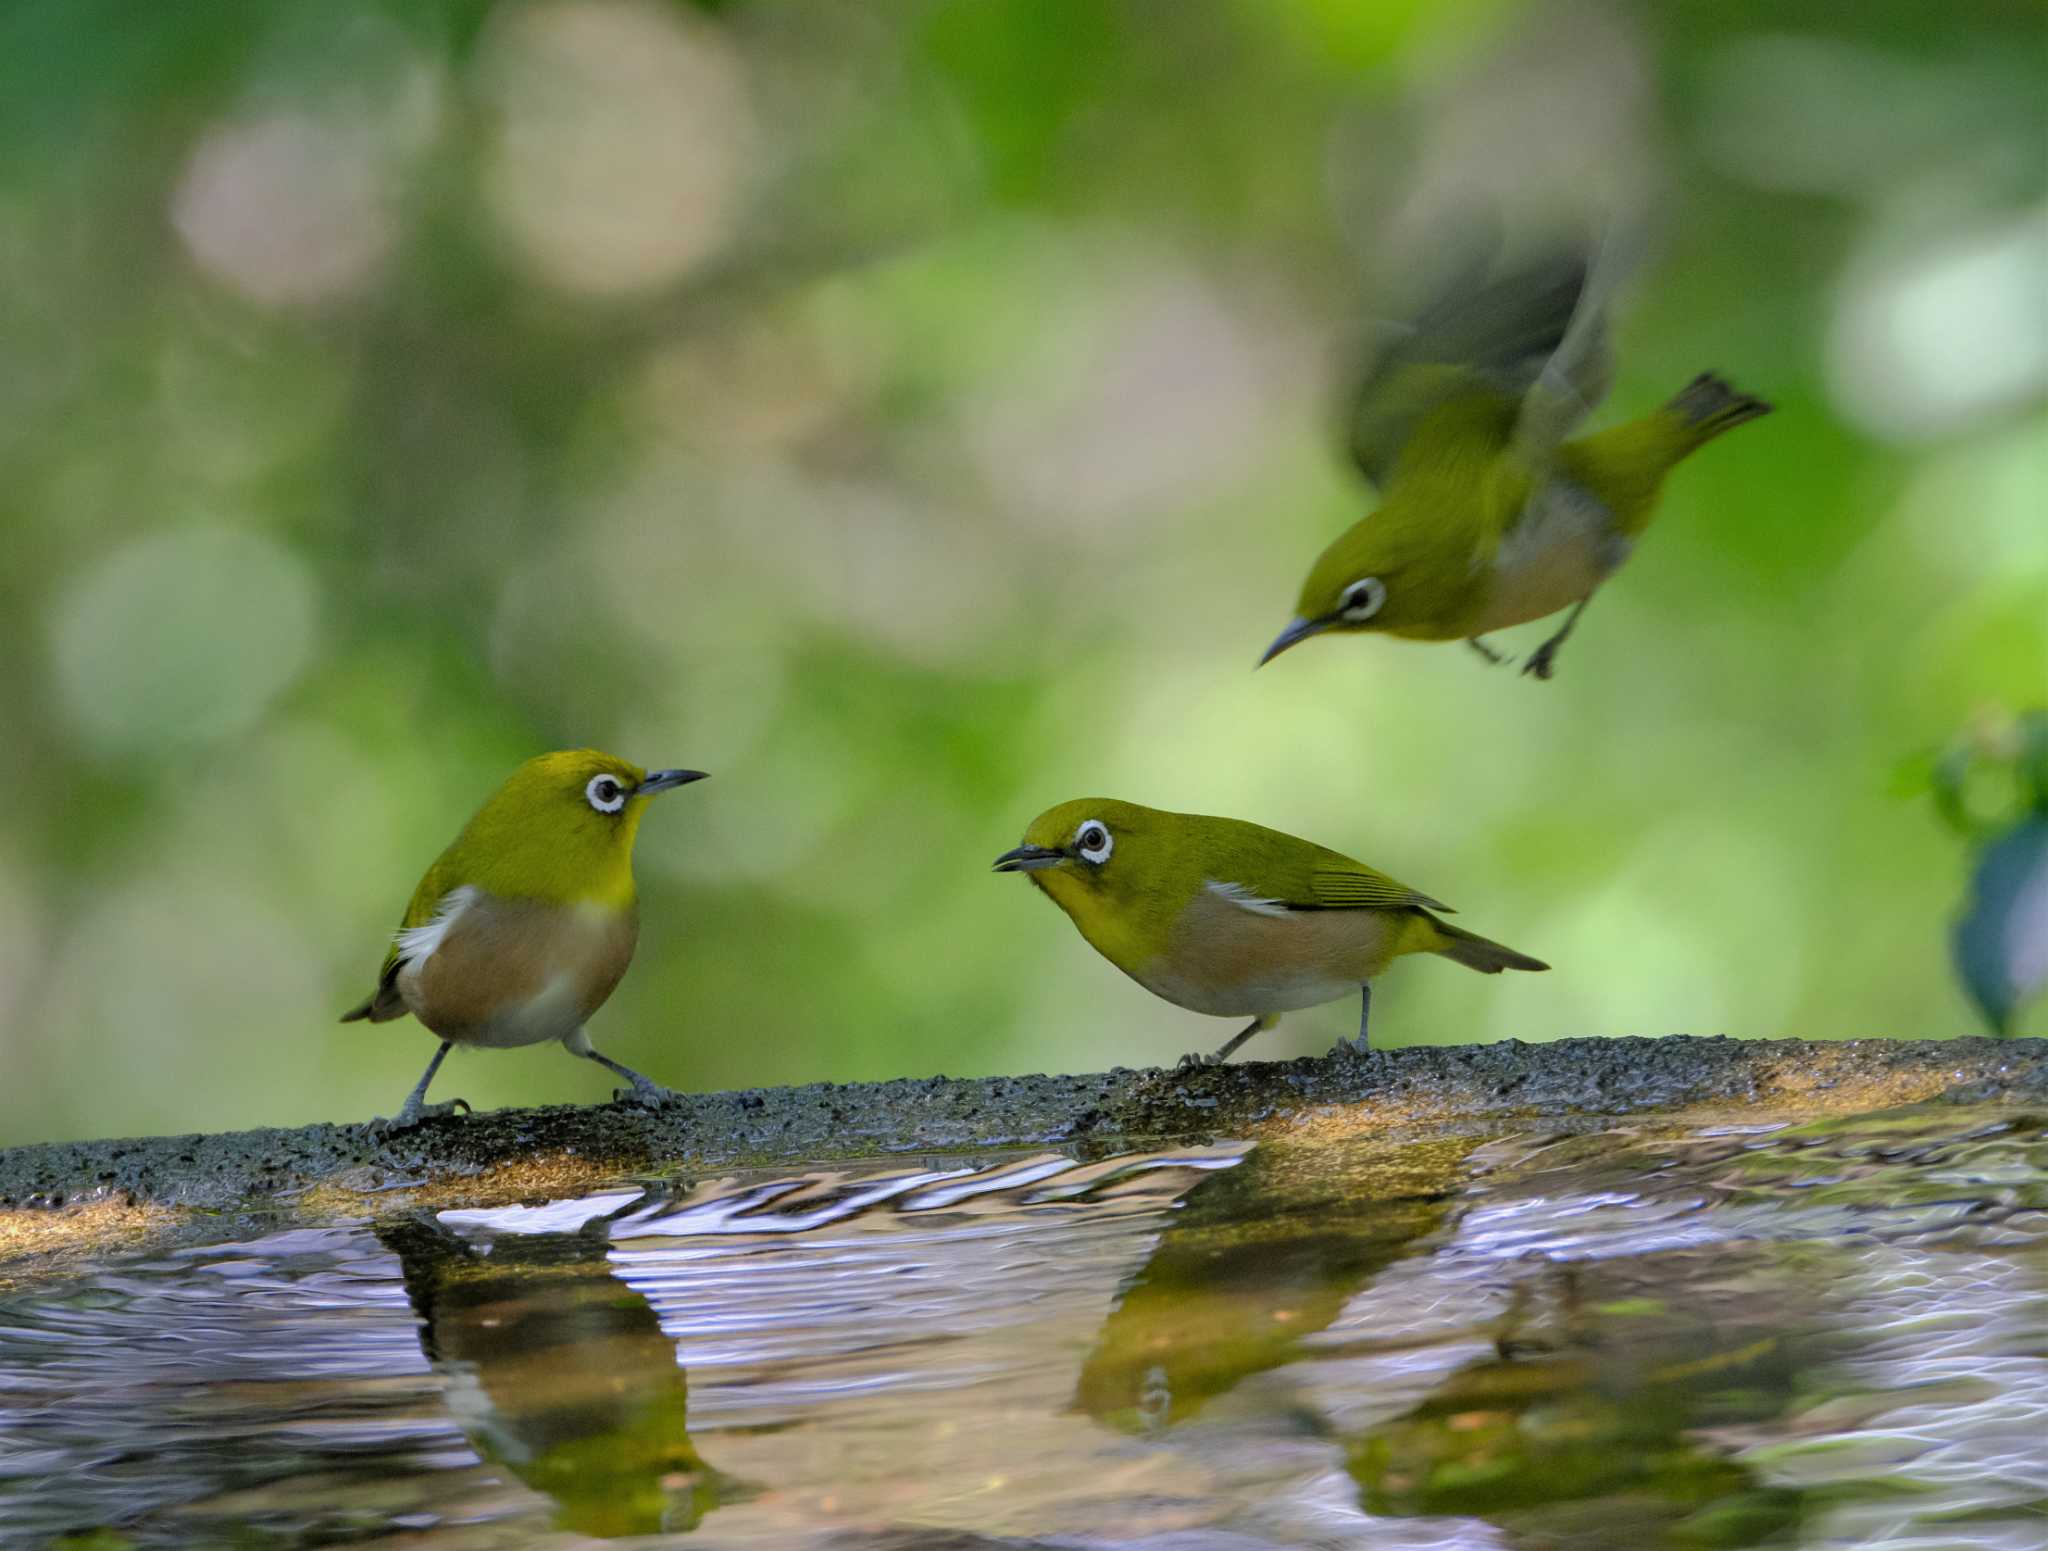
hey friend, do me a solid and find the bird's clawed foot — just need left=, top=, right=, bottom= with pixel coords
left=358, top=1097, right=471, bottom=1137
left=1466, top=636, right=1509, bottom=667
left=614, top=1076, right=683, bottom=1110
left=575, top=1040, right=682, bottom=1109
left=1521, top=595, right=1588, bottom=680
left=1175, top=1051, right=1217, bottom=1072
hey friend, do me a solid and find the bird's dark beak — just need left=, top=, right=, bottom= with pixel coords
left=1257, top=616, right=1326, bottom=668
left=992, top=844, right=1065, bottom=873
left=637, top=768, right=709, bottom=795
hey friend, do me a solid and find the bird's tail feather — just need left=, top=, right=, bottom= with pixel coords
left=1664, top=373, right=1772, bottom=445
left=1428, top=917, right=1549, bottom=974
left=340, top=976, right=407, bottom=1024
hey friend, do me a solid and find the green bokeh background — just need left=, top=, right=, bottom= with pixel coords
left=1, top=0, right=2042, bottom=1145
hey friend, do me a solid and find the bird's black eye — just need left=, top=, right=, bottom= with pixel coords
left=1075, top=821, right=1113, bottom=864
left=585, top=774, right=627, bottom=813
left=1340, top=576, right=1387, bottom=622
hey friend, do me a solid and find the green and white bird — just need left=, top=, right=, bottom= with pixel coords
left=1262, top=252, right=1771, bottom=678
left=996, top=798, right=1546, bottom=1065
left=342, top=750, right=706, bottom=1130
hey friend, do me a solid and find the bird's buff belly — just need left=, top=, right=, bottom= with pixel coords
left=399, top=893, right=637, bottom=1049
left=1470, top=480, right=1627, bottom=634
left=1133, top=894, right=1403, bottom=1018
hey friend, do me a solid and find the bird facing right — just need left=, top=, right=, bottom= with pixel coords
left=342, top=749, right=706, bottom=1130
left=1261, top=251, right=1771, bottom=679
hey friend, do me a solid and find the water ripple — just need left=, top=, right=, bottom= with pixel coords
left=0, top=1116, right=2040, bottom=1547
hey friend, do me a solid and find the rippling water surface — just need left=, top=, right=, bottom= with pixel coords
left=2, top=1106, right=2044, bottom=1548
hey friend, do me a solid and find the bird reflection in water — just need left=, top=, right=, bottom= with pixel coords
left=379, top=1215, right=745, bottom=1538
left=1348, top=1260, right=1810, bottom=1547
left=1073, top=1137, right=1474, bottom=1431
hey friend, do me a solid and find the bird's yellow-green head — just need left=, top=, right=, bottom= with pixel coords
left=1261, top=505, right=1480, bottom=665
left=438, top=750, right=707, bottom=909
left=993, top=798, right=1199, bottom=966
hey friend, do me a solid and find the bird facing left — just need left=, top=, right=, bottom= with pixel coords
left=341, top=750, right=708, bottom=1131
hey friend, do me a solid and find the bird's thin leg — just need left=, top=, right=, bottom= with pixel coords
left=1331, top=984, right=1373, bottom=1057
left=362, top=1041, right=470, bottom=1134
left=1523, top=594, right=1594, bottom=680
left=567, top=1027, right=680, bottom=1108
left=1466, top=636, right=1509, bottom=666
left=1178, top=1017, right=1266, bottom=1071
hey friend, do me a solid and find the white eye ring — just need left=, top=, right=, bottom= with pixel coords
left=1340, top=577, right=1387, bottom=622
left=585, top=774, right=628, bottom=814
left=1074, top=820, right=1113, bottom=865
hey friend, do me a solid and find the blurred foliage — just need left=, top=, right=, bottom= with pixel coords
left=1919, top=709, right=2048, bottom=1033
left=0, top=0, right=2044, bottom=1144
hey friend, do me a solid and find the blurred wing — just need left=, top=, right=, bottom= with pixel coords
left=1511, top=224, right=1640, bottom=458
left=1345, top=252, right=1607, bottom=489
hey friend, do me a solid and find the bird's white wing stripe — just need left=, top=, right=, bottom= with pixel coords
left=393, top=885, right=479, bottom=966
left=1206, top=879, right=1291, bottom=918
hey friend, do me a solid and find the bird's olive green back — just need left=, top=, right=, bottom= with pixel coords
left=1558, top=377, right=1773, bottom=539
left=1017, top=798, right=1443, bottom=977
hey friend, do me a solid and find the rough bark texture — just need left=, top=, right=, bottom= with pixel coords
left=4, top=1036, right=2044, bottom=1213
